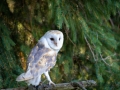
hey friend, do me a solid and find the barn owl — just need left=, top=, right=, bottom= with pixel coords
left=16, top=30, right=64, bottom=87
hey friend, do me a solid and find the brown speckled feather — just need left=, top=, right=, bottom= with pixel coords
left=16, top=42, right=57, bottom=81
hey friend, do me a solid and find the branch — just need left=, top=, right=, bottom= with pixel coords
left=2, top=80, right=97, bottom=90
left=65, top=29, right=76, bottom=47
left=104, top=53, right=116, bottom=60
left=100, top=53, right=116, bottom=66
left=109, top=18, right=114, bottom=27
left=84, top=35, right=97, bottom=61
left=28, top=80, right=96, bottom=90
left=100, top=53, right=111, bottom=66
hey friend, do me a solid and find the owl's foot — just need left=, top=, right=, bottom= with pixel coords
left=33, top=85, right=39, bottom=90
left=49, top=81, right=55, bottom=86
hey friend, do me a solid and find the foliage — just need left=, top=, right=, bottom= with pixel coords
left=0, top=0, right=120, bottom=89
left=0, top=19, right=26, bottom=88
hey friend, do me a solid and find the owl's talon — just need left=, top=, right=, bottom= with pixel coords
left=39, top=82, right=42, bottom=85
left=49, top=81, right=55, bottom=86
left=33, top=85, right=39, bottom=90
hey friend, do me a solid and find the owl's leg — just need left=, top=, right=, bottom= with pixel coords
left=27, top=75, right=41, bottom=89
left=44, top=71, right=55, bottom=86
left=33, top=75, right=42, bottom=90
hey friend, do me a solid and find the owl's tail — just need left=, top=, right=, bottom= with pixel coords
left=16, top=69, right=33, bottom=81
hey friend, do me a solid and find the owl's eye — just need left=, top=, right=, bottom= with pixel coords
left=59, top=38, right=61, bottom=40
left=50, top=38, right=54, bottom=41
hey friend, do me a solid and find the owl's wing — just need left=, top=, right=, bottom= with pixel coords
left=16, top=42, right=57, bottom=81
left=27, top=42, right=45, bottom=64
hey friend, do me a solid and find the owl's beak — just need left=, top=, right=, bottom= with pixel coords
left=54, top=42, right=57, bottom=46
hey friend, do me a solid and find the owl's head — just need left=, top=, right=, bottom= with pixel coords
left=43, top=30, right=64, bottom=51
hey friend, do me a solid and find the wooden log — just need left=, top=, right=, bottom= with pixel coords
left=2, top=80, right=97, bottom=90
left=28, top=80, right=97, bottom=90
left=1, top=87, right=26, bottom=90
